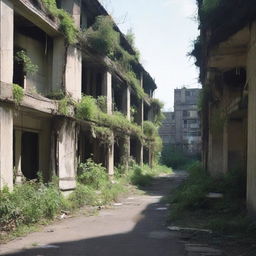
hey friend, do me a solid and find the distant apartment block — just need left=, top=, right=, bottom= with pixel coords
left=159, top=88, right=201, bottom=154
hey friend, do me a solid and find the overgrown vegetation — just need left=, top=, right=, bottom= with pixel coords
left=81, top=16, right=147, bottom=99
left=58, top=96, right=74, bottom=116
left=12, top=84, right=24, bottom=105
left=0, top=160, right=172, bottom=239
left=75, top=95, right=144, bottom=139
left=42, top=0, right=78, bottom=44
left=15, top=50, right=38, bottom=75
left=168, top=162, right=255, bottom=235
left=161, top=144, right=199, bottom=169
left=150, top=98, right=165, bottom=126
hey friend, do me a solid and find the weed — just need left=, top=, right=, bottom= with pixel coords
left=12, top=84, right=24, bottom=105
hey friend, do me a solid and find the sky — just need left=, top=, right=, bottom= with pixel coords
left=100, top=0, right=200, bottom=111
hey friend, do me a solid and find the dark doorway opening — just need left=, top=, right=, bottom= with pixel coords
left=21, top=132, right=39, bottom=180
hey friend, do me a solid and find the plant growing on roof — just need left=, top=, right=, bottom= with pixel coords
left=42, top=0, right=78, bottom=44
left=15, top=50, right=38, bottom=75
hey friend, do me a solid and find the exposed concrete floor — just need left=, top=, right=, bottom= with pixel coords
left=0, top=172, right=188, bottom=256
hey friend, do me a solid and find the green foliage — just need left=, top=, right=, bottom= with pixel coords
left=84, top=16, right=120, bottom=56
left=77, top=159, right=108, bottom=190
left=96, top=96, right=107, bottom=113
left=75, top=95, right=144, bottom=138
left=0, top=182, right=64, bottom=232
left=42, top=0, right=78, bottom=44
left=126, top=164, right=172, bottom=187
left=75, top=96, right=98, bottom=120
left=160, top=144, right=199, bottom=169
left=58, top=96, right=74, bottom=116
left=150, top=98, right=165, bottom=126
left=143, top=121, right=157, bottom=138
left=125, top=71, right=147, bottom=99
left=12, top=84, right=24, bottom=105
left=92, top=126, right=113, bottom=145
left=46, top=90, right=65, bottom=100
left=125, top=28, right=140, bottom=61
left=15, top=50, right=38, bottom=75
left=168, top=162, right=251, bottom=234
left=81, top=16, right=145, bottom=99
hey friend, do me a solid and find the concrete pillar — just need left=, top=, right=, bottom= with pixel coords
left=102, top=71, right=112, bottom=115
left=107, top=134, right=114, bottom=176
left=0, top=106, right=13, bottom=190
left=136, top=139, right=143, bottom=165
left=52, top=38, right=82, bottom=100
left=61, top=0, right=81, bottom=28
left=246, top=22, right=256, bottom=215
left=122, top=86, right=131, bottom=120
left=207, top=104, right=226, bottom=176
left=14, top=130, right=23, bottom=184
left=0, top=0, right=13, bottom=84
left=120, top=135, right=130, bottom=170
left=56, top=119, right=77, bottom=191
left=0, top=0, right=14, bottom=190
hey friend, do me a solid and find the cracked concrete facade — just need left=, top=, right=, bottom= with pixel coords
left=0, top=0, right=157, bottom=192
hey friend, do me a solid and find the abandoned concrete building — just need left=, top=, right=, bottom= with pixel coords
left=0, top=0, right=158, bottom=193
left=159, top=88, right=201, bottom=155
left=194, top=0, right=256, bottom=215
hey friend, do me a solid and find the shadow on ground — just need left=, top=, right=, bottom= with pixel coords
left=2, top=174, right=187, bottom=256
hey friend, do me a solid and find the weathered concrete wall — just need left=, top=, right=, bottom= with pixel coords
left=246, top=22, right=256, bottom=215
left=0, top=106, right=13, bottom=189
left=57, top=119, right=77, bottom=191
left=61, top=0, right=81, bottom=28
left=15, top=32, right=53, bottom=95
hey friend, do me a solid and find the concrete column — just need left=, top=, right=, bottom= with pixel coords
left=14, top=130, right=23, bottom=184
left=120, top=135, right=130, bottom=170
left=246, top=22, right=256, bottom=215
left=107, top=134, right=114, bottom=176
left=136, top=139, right=143, bottom=165
left=0, top=106, right=13, bottom=190
left=61, top=0, right=81, bottom=28
left=122, top=86, right=131, bottom=120
left=52, top=38, right=82, bottom=100
left=65, top=46, right=82, bottom=100
left=102, top=71, right=112, bottom=115
left=0, top=0, right=13, bottom=84
left=56, top=119, right=77, bottom=192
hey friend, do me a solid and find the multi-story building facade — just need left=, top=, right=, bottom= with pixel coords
left=159, top=88, right=201, bottom=155
left=174, top=88, right=201, bottom=154
left=0, top=0, right=157, bottom=193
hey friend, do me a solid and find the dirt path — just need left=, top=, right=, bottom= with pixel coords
left=0, top=172, right=187, bottom=256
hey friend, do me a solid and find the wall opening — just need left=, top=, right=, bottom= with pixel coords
left=21, top=131, right=39, bottom=180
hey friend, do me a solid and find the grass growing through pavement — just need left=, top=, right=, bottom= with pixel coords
left=167, top=162, right=256, bottom=236
left=0, top=160, right=172, bottom=241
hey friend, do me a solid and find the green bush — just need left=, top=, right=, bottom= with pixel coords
left=75, top=96, right=98, bottom=120
left=77, top=159, right=108, bottom=190
left=12, top=84, right=24, bottom=105
left=0, top=182, right=64, bottom=232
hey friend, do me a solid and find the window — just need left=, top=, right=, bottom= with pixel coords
left=183, top=110, right=189, bottom=117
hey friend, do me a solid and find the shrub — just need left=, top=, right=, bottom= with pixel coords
left=75, top=96, right=98, bottom=121
left=77, top=159, right=108, bottom=190
left=12, top=84, right=24, bottom=105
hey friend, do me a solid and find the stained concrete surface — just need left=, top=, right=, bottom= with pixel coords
left=0, top=172, right=188, bottom=256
